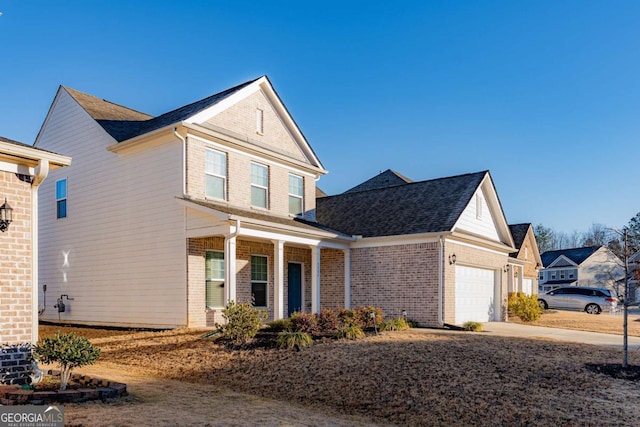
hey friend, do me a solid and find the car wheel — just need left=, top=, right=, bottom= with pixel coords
left=585, top=303, right=601, bottom=314
left=538, top=300, right=548, bottom=310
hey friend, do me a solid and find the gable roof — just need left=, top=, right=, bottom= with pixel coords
left=316, top=171, right=488, bottom=238
left=343, top=169, right=413, bottom=194
left=509, top=224, right=531, bottom=250
left=540, top=245, right=601, bottom=267
left=64, top=78, right=259, bottom=142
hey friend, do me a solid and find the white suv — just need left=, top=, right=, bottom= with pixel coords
left=538, top=286, right=617, bottom=314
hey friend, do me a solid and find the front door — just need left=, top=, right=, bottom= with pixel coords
left=287, top=263, right=302, bottom=317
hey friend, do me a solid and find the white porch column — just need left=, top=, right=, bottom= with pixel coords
left=224, top=235, right=237, bottom=304
left=311, top=246, right=321, bottom=314
left=343, top=249, right=351, bottom=309
left=273, top=240, right=285, bottom=320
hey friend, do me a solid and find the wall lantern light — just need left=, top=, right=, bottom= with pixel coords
left=448, top=254, right=456, bottom=265
left=503, top=264, right=510, bottom=273
left=0, top=198, right=13, bottom=232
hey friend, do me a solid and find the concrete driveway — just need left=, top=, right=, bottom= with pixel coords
left=481, top=322, right=640, bottom=349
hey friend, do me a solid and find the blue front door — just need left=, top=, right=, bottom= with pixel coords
left=287, top=263, right=302, bottom=317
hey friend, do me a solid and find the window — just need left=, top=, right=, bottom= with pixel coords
left=251, top=255, right=268, bottom=307
left=288, top=174, right=304, bottom=216
left=550, top=272, right=556, bottom=280
left=250, top=163, right=268, bottom=208
left=256, top=109, right=264, bottom=134
left=560, top=270, right=565, bottom=279
left=205, top=149, right=227, bottom=200
left=56, top=179, right=67, bottom=219
left=205, top=251, right=225, bottom=308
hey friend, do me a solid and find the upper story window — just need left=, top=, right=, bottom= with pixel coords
left=288, top=174, right=304, bottom=216
left=256, top=108, right=264, bottom=134
left=56, top=178, right=67, bottom=219
left=205, top=149, right=227, bottom=200
left=250, top=162, right=269, bottom=209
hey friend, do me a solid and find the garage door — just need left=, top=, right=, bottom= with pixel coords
left=455, top=265, right=496, bottom=324
left=522, top=278, right=533, bottom=295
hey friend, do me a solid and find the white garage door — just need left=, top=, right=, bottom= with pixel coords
left=455, top=265, right=496, bottom=324
left=522, top=278, right=533, bottom=295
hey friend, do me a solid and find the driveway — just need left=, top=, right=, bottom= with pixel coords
left=481, top=321, right=640, bottom=348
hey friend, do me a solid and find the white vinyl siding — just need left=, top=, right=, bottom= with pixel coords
left=250, top=162, right=268, bottom=209
left=455, top=188, right=500, bottom=241
left=205, top=149, right=226, bottom=200
left=288, top=174, right=303, bottom=216
left=206, top=251, right=224, bottom=308
left=251, top=255, right=268, bottom=307
left=35, top=89, right=187, bottom=328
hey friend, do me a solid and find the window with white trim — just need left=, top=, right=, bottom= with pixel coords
left=250, top=162, right=269, bottom=208
left=288, top=174, right=304, bottom=216
left=56, top=178, right=67, bottom=219
left=206, top=251, right=225, bottom=308
left=251, top=255, right=268, bottom=307
left=205, top=149, right=227, bottom=200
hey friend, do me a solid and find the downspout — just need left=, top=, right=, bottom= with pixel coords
left=438, top=235, right=444, bottom=326
left=31, top=159, right=50, bottom=343
left=173, top=127, right=187, bottom=197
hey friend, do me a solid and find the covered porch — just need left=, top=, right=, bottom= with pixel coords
left=180, top=198, right=353, bottom=327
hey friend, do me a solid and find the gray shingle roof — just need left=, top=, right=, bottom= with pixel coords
left=65, top=77, right=260, bottom=142
left=509, top=223, right=531, bottom=252
left=540, top=246, right=601, bottom=267
left=316, top=171, right=488, bottom=237
left=343, top=169, right=413, bottom=194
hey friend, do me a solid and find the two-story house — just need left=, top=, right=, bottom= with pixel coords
left=538, top=245, right=625, bottom=296
left=35, top=76, right=354, bottom=328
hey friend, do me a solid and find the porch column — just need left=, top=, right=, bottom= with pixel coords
left=343, top=249, right=351, bottom=309
left=224, top=235, right=237, bottom=303
left=311, top=245, right=321, bottom=314
left=273, top=240, right=284, bottom=320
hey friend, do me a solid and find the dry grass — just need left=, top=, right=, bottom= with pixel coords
left=39, top=312, right=640, bottom=426
left=510, top=309, right=640, bottom=336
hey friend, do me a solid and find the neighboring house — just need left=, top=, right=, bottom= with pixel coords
left=35, top=76, right=353, bottom=329
left=538, top=246, right=625, bottom=296
left=316, top=170, right=517, bottom=325
left=627, top=251, right=640, bottom=303
left=507, top=223, right=542, bottom=296
left=0, top=136, right=70, bottom=384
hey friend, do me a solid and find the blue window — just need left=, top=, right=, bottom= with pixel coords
left=56, top=179, right=67, bottom=219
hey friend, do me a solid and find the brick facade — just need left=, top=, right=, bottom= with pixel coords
left=0, top=171, right=33, bottom=345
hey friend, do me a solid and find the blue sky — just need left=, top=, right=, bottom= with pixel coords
left=1, top=1, right=638, bottom=234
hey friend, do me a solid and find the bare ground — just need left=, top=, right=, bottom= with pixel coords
left=39, top=311, right=640, bottom=426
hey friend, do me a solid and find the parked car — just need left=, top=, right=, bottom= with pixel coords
left=538, top=286, right=617, bottom=314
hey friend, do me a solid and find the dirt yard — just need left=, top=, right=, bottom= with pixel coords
left=39, top=311, right=640, bottom=426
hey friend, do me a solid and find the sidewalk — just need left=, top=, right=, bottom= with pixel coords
left=481, top=321, right=640, bottom=349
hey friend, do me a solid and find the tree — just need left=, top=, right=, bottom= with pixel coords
left=534, top=224, right=554, bottom=253
left=582, top=223, right=610, bottom=247
left=627, top=212, right=640, bottom=253
left=33, top=332, right=100, bottom=390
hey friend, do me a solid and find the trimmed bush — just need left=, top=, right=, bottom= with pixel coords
left=337, top=308, right=359, bottom=328
left=33, top=332, right=100, bottom=390
left=380, top=318, right=410, bottom=332
left=462, top=321, right=483, bottom=332
left=356, top=306, right=384, bottom=328
left=277, top=331, right=313, bottom=349
left=335, top=325, right=365, bottom=340
left=317, top=309, right=340, bottom=334
left=508, top=292, right=542, bottom=322
left=290, top=311, right=318, bottom=334
left=217, top=301, right=267, bottom=345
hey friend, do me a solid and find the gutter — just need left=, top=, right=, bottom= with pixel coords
left=31, top=159, right=50, bottom=343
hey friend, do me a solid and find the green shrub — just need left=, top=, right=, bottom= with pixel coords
left=335, top=325, right=365, bottom=340
left=276, top=331, right=313, bottom=349
left=337, top=308, right=359, bottom=328
left=508, top=292, right=542, bottom=322
left=265, top=318, right=292, bottom=332
left=380, top=318, right=410, bottom=331
left=290, top=311, right=318, bottom=334
left=217, top=300, right=267, bottom=345
left=33, top=332, right=100, bottom=390
left=462, top=321, right=483, bottom=332
left=317, top=309, right=340, bottom=334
